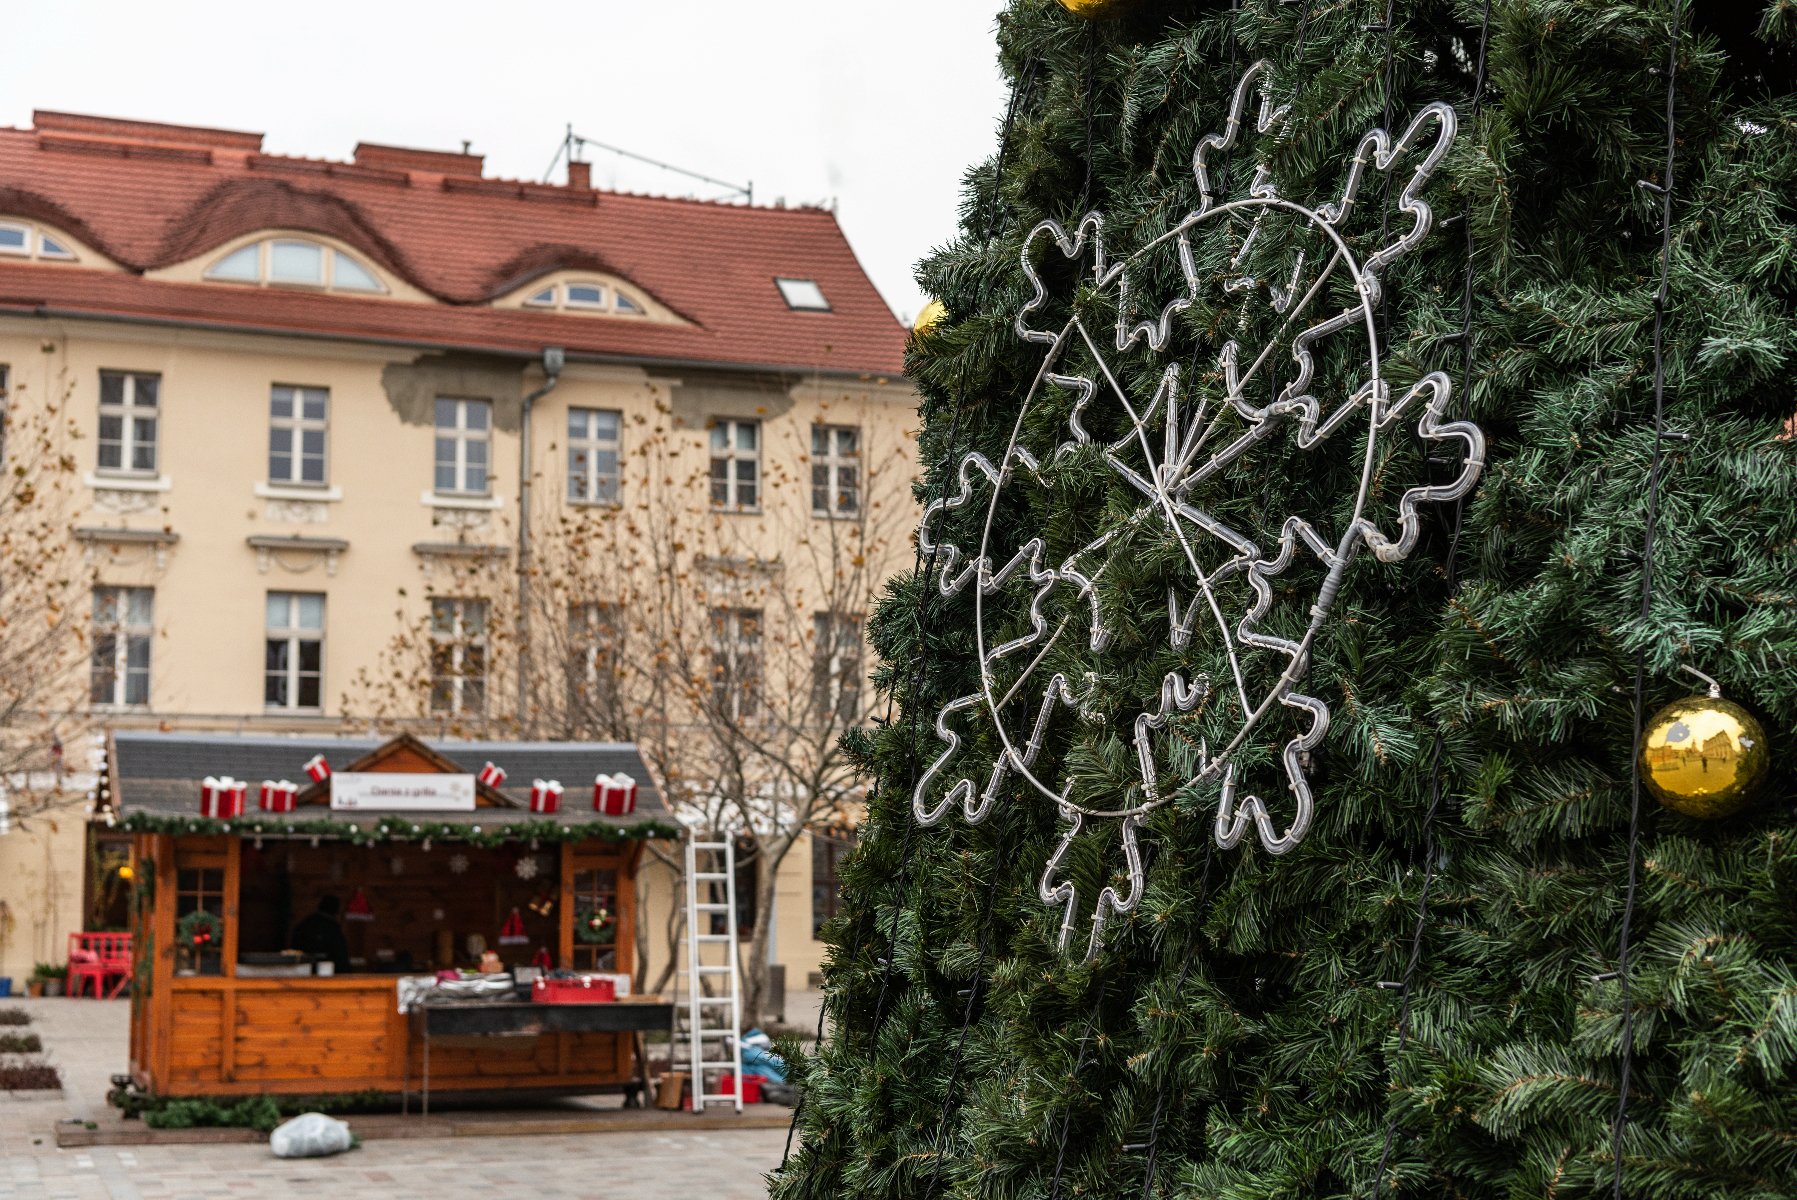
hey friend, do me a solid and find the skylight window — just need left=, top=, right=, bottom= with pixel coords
left=565, top=283, right=606, bottom=308
left=775, top=277, right=830, bottom=311
left=524, top=287, right=556, bottom=307
left=202, top=237, right=389, bottom=295
left=0, top=220, right=82, bottom=262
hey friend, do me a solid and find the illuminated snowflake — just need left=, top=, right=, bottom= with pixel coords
left=914, top=61, right=1484, bottom=959
left=515, top=855, right=541, bottom=881
left=448, top=853, right=470, bottom=876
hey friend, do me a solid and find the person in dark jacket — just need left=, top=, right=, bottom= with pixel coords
left=290, top=894, right=351, bottom=973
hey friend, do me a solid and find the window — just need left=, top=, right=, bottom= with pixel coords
left=811, top=828, right=857, bottom=937
left=517, top=280, right=649, bottom=316
left=813, top=612, right=862, bottom=723
left=0, top=364, right=8, bottom=465
left=0, top=220, right=77, bottom=261
left=811, top=424, right=860, bottom=517
left=91, top=586, right=153, bottom=707
left=97, top=371, right=159, bottom=475
left=430, top=598, right=488, bottom=714
left=265, top=592, right=324, bottom=711
left=201, top=237, right=386, bottom=294
left=775, top=277, right=831, bottom=311
left=269, top=385, right=328, bottom=485
left=567, top=408, right=622, bottom=504
left=708, top=419, right=759, bottom=511
left=567, top=602, right=622, bottom=720
left=175, top=862, right=226, bottom=975
left=570, top=865, right=618, bottom=971
left=434, top=398, right=491, bottom=495
left=709, top=607, right=762, bottom=720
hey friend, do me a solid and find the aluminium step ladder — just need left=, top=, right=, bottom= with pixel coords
left=673, top=833, right=744, bottom=1113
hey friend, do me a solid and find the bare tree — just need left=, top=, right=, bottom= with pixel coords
left=343, top=387, right=912, bottom=1023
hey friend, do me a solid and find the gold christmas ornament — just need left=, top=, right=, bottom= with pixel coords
left=912, top=298, right=947, bottom=338
left=1639, top=670, right=1769, bottom=820
left=1056, top=0, right=1138, bottom=16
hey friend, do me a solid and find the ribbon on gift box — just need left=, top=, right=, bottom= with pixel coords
left=258, top=779, right=298, bottom=812
left=200, top=776, right=247, bottom=818
left=593, top=772, right=637, bottom=816
left=529, top=779, right=563, bottom=814
left=303, top=754, right=331, bottom=783
left=478, top=761, right=507, bottom=788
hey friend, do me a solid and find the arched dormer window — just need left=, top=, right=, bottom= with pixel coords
left=0, top=219, right=79, bottom=262
left=522, top=279, right=648, bottom=316
left=203, top=236, right=387, bottom=294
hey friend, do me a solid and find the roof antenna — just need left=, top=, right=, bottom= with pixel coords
left=460, top=140, right=472, bottom=155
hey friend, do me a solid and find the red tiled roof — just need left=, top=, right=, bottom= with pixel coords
left=0, top=113, right=907, bottom=376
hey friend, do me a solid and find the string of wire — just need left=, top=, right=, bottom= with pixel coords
left=1369, top=0, right=1491, bottom=1193
left=1614, top=7, right=1682, bottom=1195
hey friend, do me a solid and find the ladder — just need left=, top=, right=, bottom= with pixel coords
left=674, top=833, right=744, bottom=1113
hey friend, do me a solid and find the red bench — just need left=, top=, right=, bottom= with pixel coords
left=68, top=932, right=133, bottom=999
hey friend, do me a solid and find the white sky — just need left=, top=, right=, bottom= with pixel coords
left=3, top=1, right=1012, bottom=324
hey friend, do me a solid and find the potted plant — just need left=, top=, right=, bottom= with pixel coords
left=29, top=963, right=65, bottom=997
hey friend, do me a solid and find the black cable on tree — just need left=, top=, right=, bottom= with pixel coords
left=1613, top=8, right=1682, bottom=1196
left=1369, top=0, right=1491, bottom=1194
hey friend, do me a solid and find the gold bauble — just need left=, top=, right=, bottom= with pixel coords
left=1057, top=0, right=1138, bottom=16
left=1639, top=694, right=1769, bottom=820
left=912, top=298, right=948, bottom=338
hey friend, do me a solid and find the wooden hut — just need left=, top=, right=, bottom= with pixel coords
left=108, top=731, right=676, bottom=1102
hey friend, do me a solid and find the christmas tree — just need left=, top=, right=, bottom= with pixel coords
left=773, top=3, right=1794, bottom=1198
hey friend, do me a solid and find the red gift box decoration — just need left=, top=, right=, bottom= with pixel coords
left=258, top=779, right=298, bottom=813
left=478, top=761, right=507, bottom=788
left=593, top=772, right=638, bottom=816
left=199, top=776, right=247, bottom=819
left=498, top=907, right=529, bottom=946
left=303, top=754, right=331, bottom=783
left=529, top=779, right=563, bottom=814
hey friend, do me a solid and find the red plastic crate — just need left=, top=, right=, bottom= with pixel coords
left=718, top=1072, right=765, bottom=1104
left=533, top=975, right=616, bottom=1004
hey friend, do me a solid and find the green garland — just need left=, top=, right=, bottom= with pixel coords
left=175, top=909, right=223, bottom=952
left=575, top=907, right=615, bottom=944
left=120, top=812, right=681, bottom=848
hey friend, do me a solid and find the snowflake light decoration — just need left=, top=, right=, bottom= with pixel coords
left=448, top=853, right=470, bottom=876
left=914, top=62, right=1485, bottom=959
left=515, top=855, right=541, bottom=882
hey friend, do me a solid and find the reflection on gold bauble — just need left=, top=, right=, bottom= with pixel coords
left=1057, top=0, right=1138, bottom=16
left=912, top=299, right=948, bottom=338
left=1639, top=695, right=1768, bottom=819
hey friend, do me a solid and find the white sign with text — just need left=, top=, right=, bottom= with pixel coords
left=330, top=772, right=476, bottom=812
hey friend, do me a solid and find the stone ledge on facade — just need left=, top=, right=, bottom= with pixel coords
left=74, top=525, right=180, bottom=569
left=245, top=534, right=349, bottom=577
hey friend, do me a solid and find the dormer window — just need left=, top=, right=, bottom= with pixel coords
left=203, top=237, right=387, bottom=294
left=0, top=220, right=79, bottom=262
left=775, top=277, right=830, bottom=311
left=520, top=279, right=648, bottom=316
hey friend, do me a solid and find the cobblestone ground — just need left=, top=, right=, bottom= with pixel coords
left=0, top=998, right=791, bottom=1199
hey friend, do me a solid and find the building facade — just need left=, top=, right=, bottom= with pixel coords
left=0, top=110, right=911, bottom=998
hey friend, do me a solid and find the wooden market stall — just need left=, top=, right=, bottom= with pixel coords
left=106, top=731, right=677, bottom=1102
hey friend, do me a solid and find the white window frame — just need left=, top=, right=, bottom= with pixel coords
left=96, top=370, right=160, bottom=477
left=775, top=277, right=831, bottom=311
left=567, top=407, right=623, bottom=505
left=201, top=238, right=387, bottom=294
left=264, top=592, right=325, bottom=712
left=568, top=601, right=622, bottom=715
left=709, top=606, right=762, bottom=721
left=268, top=385, right=330, bottom=486
left=517, top=280, right=648, bottom=315
left=434, top=397, right=492, bottom=497
left=429, top=597, right=488, bottom=714
left=810, top=424, right=861, bottom=517
left=91, top=586, right=153, bottom=708
left=709, top=418, right=760, bottom=512
left=0, top=220, right=74, bottom=261
left=813, top=611, right=862, bottom=723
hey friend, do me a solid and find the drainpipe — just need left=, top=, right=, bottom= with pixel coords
left=517, top=347, right=564, bottom=731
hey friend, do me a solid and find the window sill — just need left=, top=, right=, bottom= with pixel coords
left=86, top=472, right=171, bottom=492
left=709, top=506, right=763, bottom=517
left=256, top=482, right=343, bottom=503
left=567, top=498, right=624, bottom=510
left=422, top=491, right=504, bottom=511
left=811, top=510, right=863, bottom=521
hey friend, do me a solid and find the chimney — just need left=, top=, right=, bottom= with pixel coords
left=567, top=160, right=591, bottom=190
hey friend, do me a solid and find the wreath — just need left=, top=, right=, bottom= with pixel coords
left=176, top=909, right=224, bottom=951
left=575, top=907, right=615, bottom=944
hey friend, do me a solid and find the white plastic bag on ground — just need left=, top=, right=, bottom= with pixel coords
left=269, top=1111, right=353, bottom=1158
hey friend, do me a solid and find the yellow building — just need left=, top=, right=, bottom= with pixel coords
left=0, top=110, right=914, bottom=1009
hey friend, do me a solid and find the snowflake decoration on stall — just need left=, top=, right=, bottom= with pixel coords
left=448, top=853, right=470, bottom=876
left=914, top=61, right=1484, bottom=959
left=515, top=855, right=541, bottom=882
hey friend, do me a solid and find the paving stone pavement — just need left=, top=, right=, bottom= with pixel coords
left=0, top=998, right=794, bottom=1199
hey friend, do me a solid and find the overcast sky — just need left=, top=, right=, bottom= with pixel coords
left=3, top=1, right=1012, bottom=324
